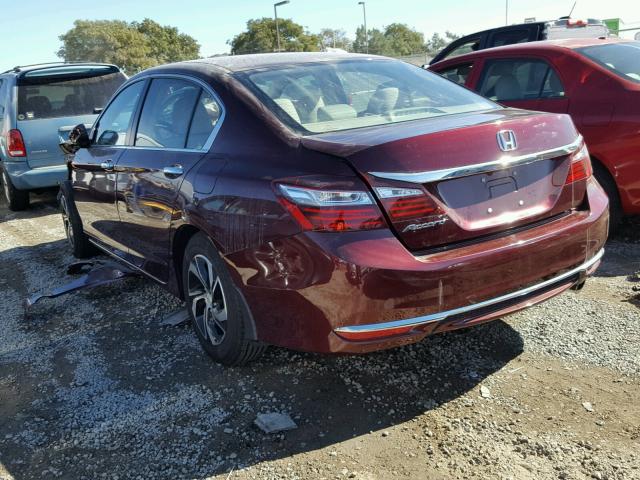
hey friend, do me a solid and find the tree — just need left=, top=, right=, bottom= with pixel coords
left=319, top=28, right=352, bottom=51
left=229, top=18, right=321, bottom=54
left=383, top=23, right=425, bottom=56
left=353, top=23, right=424, bottom=57
left=58, top=19, right=200, bottom=74
left=425, top=31, right=462, bottom=56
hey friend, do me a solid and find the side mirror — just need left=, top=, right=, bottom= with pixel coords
left=59, top=124, right=90, bottom=155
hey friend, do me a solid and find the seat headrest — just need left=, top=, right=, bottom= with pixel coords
left=494, top=75, right=522, bottom=101
left=274, top=98, right=301, bottom=123
left=316, top=104, right=357, bottom=122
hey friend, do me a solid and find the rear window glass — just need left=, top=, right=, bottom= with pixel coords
left=576, top=42, right=640, bottom=84
left=17, top=67, right=126, bottom=121
left=243, top=59, right=497, bottom=134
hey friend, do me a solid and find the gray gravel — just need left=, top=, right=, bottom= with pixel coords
left=1, top=194, right=638, bottom=480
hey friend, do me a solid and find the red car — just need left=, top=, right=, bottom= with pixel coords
left=430, top=38, right=640, bottom=226
left=60, top=53, right=608, bottom=365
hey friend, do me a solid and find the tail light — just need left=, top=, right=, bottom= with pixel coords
left=565, top=142, right=592, bottom=184
left=277, top=183, right=386, bottom=232
left=374, top=187, right=439, bottom=221
left=7, top=129, right=26, bottom=157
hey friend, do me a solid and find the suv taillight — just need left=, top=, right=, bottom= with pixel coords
left=565, top=143, right=592, bottom=184
left=277, top=183, right=386, bottom=232
left=7, top=129, right=26, bottom=157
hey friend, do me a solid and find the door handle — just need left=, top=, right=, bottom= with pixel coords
left=163, top=164, right=184, bottom=178
left=100, top=160, right=114, bottom=171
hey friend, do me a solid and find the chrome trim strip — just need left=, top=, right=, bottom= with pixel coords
left=335, top=248, right=604, bottom=335
left=369, top=135, right=583, bottom=184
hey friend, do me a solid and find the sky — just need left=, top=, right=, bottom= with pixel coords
left=1, top=0, right=639, bottom=71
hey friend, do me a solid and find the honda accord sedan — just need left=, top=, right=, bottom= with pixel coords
left=59, top=52, right=608, bottom=365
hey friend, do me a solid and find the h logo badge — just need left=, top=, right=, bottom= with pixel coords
left=496, top=130, right=518, bottom=152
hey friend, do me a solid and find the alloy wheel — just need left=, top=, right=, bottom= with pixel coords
left=187, top=254, right=228, bottom=346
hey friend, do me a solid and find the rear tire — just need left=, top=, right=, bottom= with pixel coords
left=1, top=168, right=29, bottom=211
left=182, top=233, right=266, bottom=366
left=58, top=183, right=96, bottom=259
left=592, top=162, right=622, bottom=231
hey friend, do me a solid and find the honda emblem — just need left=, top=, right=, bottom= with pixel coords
left=496, top=130, right=518, bottom=152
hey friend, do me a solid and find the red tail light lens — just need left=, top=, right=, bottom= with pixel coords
left=375, top=187, right=438, bottom=221
left=565, top=143, right=592, bottom=184
left=7, top=129, right=26, bottom=157
left=277, top=184, right=386, bottom=232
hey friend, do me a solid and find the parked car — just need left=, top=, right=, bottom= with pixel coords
left=430, top=17, right=609, bottom=65
left=429, top=38, right=640, bottom=226
left=0, top=63, right=126, bottom=210
left=58, top=53, right=608, bottom=365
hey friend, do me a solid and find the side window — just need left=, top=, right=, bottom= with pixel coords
left=478, top=58, right=564, bottom=102
left=443, top=37, right=482, bottom=60
left=489, top=29, right=532, bottom=48
left=135, top=78, right=200, bottom=149
left=436, top=63, right=474, bottom=86
left=186, top=90, right=222, bottom=150
left=94, top=81, right=145, bottom=146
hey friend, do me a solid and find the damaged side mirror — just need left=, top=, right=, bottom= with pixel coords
left=59, top=124, right=91, bottom=155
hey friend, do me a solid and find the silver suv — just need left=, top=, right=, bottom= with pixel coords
left=0, top=63, right=126, bottom=210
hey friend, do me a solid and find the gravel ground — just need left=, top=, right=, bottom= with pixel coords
left=0, top=191, right=639, bottom=480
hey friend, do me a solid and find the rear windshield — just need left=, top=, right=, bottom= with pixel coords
left=576, top=42, right=640, bottom=83
left=243, top=59, right=497, bottom=134
left=17, top=66, right=126, bottom=121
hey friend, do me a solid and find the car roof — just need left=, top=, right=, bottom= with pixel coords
left=184, top=52, right=388, bottom=73
left=432, top=37, right=634, bottom=66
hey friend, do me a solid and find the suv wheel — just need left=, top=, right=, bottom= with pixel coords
left=58, top=184, right=96, bottom=258
left=1, top=168, right=29, bottom=211
left=182, top=233, right=266, bottom=366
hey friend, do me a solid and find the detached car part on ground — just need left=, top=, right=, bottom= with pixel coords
left=58, top=53, right=608, bottom=365
left=429, top=38, right=640, bottom=228
left=0, top=63, right=126, bottom=210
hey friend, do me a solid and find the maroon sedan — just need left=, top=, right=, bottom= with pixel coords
left=59, top=53, right=608, bottom=365
left=429, top=38, right=640, bottom=226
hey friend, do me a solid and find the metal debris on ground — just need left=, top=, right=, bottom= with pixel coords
left=254, top=413, right=298, bottom=434
left=25, top=260, right=138, bottom=309
left=160, top=308, right=190, bottom=326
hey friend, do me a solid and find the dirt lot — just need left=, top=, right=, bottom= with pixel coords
left=1, top=191, right=639, bottom=480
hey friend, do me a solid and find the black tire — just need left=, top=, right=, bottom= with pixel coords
left=592, top=162, right=622, bottom=232
left=58, top=183, right=96, bottom=259
left=1, top=167, right=29, bottom=211
left=182, top=233, right=266, bottom=366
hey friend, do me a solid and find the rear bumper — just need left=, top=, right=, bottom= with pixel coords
left=229, top=178, right=609, bottom=354
left=2, top=161, right=67, bottom=190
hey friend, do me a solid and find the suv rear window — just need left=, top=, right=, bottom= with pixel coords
left=576, top=42, right=640, bottom=84
left=17, top=66, right=126, bottom=121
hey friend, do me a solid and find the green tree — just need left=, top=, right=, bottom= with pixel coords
left=229, top=18, right=321, bottom=54
left=58, top=19, right=200, bottom=74
left=354, top=24, right=425, bottom=56
left=383, top=23, right=425, bottom=56
left=319, top=28, right=352, bottom=51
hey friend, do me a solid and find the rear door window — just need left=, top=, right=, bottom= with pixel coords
left=17, top=66, right=126, bottom=121
left=186, top=90, right=222, bottom=150
left=478, top=58, right=564, bottom=101
left=435, top=63, right=474, bottom=86
left=135, top=78, right=201, bottom=149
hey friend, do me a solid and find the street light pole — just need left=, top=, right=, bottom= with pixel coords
left=358, top=1, right=368, bottom=54
left=274, top=1, right=290, bottom=52
left=505, top=0, right=509, bottom=26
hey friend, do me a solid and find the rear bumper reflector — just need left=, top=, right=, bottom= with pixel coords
left=334, top=248, right=604, bottom=341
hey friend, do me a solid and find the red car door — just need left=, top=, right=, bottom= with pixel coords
left=473, top=56, right=569, bottom=113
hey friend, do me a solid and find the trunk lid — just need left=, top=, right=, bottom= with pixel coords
left=302, top=109, right=585, bottom=251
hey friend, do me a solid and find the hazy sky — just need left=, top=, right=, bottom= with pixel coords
left=1, top=0, right=639, bottom=71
